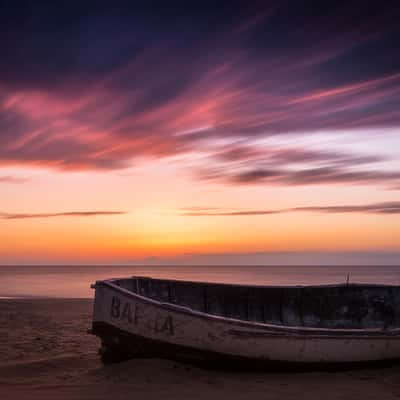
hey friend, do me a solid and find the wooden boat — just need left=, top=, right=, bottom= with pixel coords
left=90, top=276, right=400, bottom=369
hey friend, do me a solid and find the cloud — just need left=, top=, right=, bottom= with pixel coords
left=198, top=164, right=400, bottom=187
left=0, top=0, right=399, bottom=190
left=191, top=138, right=400, bottom=188
left=294, top=202, right=400, bottom=214
left=0, top=175, right=28, bottom=184
left=0, top=211, right=127, bottom=220
left=212, top=145, right=386, bottom=166
left=177, top=201, right=400, bottom=216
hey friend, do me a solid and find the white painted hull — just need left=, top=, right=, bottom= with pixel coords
left=92, top=279, right=400, bottom=365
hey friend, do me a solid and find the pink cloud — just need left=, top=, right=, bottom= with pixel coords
left=0, top=175, right=28, bottom=184
left=0, top=31, right=399, bottom=189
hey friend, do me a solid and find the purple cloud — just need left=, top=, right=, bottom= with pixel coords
left=0, top=0, right=399, bottom=191
left=0, top=211, right=127, bottom=220
left=197, top=164, right=400, bottom=188
left=214, top=145, right=386, bottom=166
left=177, top=201, right=400, bottom=216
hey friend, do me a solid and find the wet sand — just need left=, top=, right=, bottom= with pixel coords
left=1, top=299, right=400, bottom=400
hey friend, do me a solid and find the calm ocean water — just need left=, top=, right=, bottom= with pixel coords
left=0, top=265, right=399, bottom=298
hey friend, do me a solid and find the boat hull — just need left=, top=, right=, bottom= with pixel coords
left=91, top=280, right=400, bottom=368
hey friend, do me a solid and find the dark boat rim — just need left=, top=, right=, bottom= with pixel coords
left=109, top=275, right=400, bottom=290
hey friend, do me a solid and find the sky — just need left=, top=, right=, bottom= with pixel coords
left=1, top=0, right=400, bottom=265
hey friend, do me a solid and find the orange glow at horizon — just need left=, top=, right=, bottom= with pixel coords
left=1, top=159, right=400, bottom=264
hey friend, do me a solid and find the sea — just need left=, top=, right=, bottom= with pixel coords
left=0, top=265, right=399, bottom=299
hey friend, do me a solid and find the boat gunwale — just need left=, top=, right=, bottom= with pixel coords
left=127, top=275, right=400, bottom=290
left=95, top=278, right=400, bottom=338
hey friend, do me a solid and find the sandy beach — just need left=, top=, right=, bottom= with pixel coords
left=0, top=299, right=399, bottom=400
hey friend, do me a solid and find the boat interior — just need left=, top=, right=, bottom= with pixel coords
left=113, top=277, right=400, bottom=329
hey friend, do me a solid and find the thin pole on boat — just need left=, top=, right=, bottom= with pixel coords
left=346, top=273, right=350, bottom=285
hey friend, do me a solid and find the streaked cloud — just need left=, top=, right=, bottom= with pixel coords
left=0, top=175, right=28, bottom=184
left=197, top=162, right=400, bottom=188
left=230, top=167, right=400, bottom=186
left=0, top=0, right=399, bottom=192
left=0, top=211, right=127, bottom=220
left=177, top=201, right=400, bottom=216
left=195, top=142, right=400, bottom=187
